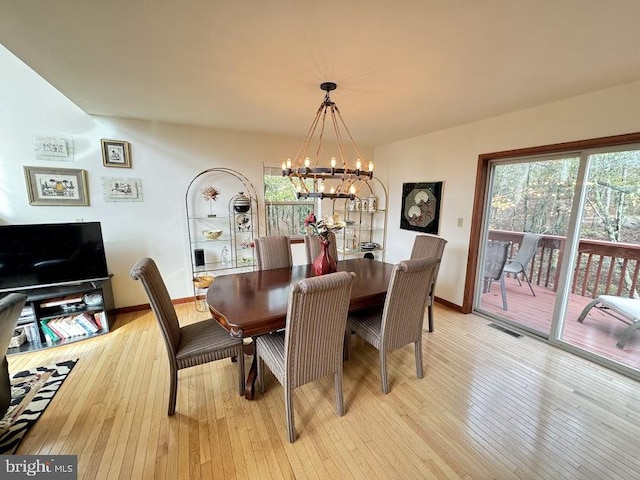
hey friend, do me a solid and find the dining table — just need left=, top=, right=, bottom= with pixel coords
left=207, top=257, right=395, bottom=399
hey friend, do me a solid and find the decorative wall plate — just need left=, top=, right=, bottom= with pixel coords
left=236, top=213, right=251, bottom=231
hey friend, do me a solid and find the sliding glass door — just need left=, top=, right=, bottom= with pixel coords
left=476, top=154, right=579, bottom=337
left=475, top=144, right=640, bottom=375
left=558, top=148, right=640, bottom=370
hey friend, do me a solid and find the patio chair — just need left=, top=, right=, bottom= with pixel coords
left=482, top=240, right=511, bottom=310
left=502, top=233, right=542, bottom=296
left=410, top=234, right=448, bottom=332
left=256, top=271, right=355, bottom=442
left=577, top=295, right=640, bottom=349
left=254, top=235, right=293, bottom=271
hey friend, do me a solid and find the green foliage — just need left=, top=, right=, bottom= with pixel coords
left=489, top=151, right=640, bottom=244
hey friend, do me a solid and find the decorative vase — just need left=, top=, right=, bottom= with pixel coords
left=312, top=239, right=337, bottom=276
left=233, top=192, right=251, bottom=213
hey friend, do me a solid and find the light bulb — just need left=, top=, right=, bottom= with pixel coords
left=319, top=180, right=325, bottom=192
left=286, top=158, right=292, bottom=168
left=368, top=161, right=374, bottom=171
left=330, top=186, right=336, bottom=194
left=355, top=159, right=362, bottom=170
left=330, top=157, right=337, bottom=168
left=281, top=161, right=286, bottom=170
left=349, top=184, right=356, bottom=194
left=304, top=157, right=310, bottom=168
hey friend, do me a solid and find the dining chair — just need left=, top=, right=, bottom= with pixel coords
left=256, top=271, right=355, bottom=442
left=254, top=235, right=293, bottom=270
left=482, top=240, right=511, bottom=310
left=346, top=257, right=439, bottom=394
left=303, top=232, right=338, bottom=264
left=410, top=234, right=448, bottom=332
left=130, top=258, right=244, bottom=415
left=502, top=232, right=542, bottom=297
left=0, top=293, right=27, bottom=417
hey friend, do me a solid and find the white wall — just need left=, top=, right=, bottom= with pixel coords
left=0, top=46, right=373, bottom=308
left=376, top=80, right=640, bottom=307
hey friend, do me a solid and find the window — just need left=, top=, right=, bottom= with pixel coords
left=263, top=165, right=315, bottom=236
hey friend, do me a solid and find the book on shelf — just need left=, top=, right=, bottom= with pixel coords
left=39, top=319, right=59, bottom=343
left=39, top=294, right=84, bottom=308
left=93, top=311, right=106, bottom=330
left=76, top=312, right=99, bottom=334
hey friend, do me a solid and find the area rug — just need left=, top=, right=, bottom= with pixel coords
left=0, top=359, right=77, bottom=454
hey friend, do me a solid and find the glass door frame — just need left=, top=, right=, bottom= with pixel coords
left=466, top=133, right=640, bottom=381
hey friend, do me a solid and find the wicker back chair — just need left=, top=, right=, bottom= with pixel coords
left=256, top=271, right=355, bottom=442
left=303, top=232, right=338, bottom=264
left=130, top=258, right=244, bottom=415
left=0, top=293, right=27, bottom=417
left=346, top=257, right=439, bottom=394
left=410, top=234, right=448, bottom=332
left=254, top=235, right=293, bottom=271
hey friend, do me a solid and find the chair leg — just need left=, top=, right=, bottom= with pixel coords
left=616, top=322, right=640, bottom=349
left=521, top=271, right=536, bottom=297
left=257, top=355, right=265, bottom=394
left=285, top=384, right=296, bottom=442
left=168, top=368, right=178, bottom=416
left=344, top=329, right=352, bottom=361
left=499, top=276, right=508, bottom=311
left=415, top=338, right=424, bottom=379
left=237, top=347, right=245, bottom=396
left=577, top=299, right=600, bottom=323
left=379, top=349, right=389, bottom=394
left=335, top=368, right=345, bottom=416
left=427, top=304, right=434, bottom=332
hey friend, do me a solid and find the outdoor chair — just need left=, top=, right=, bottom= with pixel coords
left=0, top=293, right=27, bottom=417
left=482, top=240, right=511, bottom=310
left=303, top=232, right=338, bottom=264
left=254, top=235, right=293, bottom=271
left=410, top=234, right=448, bottom=332
left=256, top=271, right=355, bottom=442
left=577, top=295, right=640, bottom=349
left=130, top=258, right=245, bottom=415
left=346, top=257, right=439, bottom=394
left=502, top=233, right=542, bottom=297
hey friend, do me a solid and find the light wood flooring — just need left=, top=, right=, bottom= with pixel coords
left=7, top=303, right=640, bottom=479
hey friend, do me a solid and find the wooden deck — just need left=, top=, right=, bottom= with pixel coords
left=478, top=276, right=640, bottom=370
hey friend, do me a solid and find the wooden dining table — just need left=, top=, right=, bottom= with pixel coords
left=207, top=258, right=395, bottom=399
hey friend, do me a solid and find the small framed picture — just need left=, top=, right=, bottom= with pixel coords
left=24, top=166, right=90, bottom=206
left=101, top=139, right=131, bottom=168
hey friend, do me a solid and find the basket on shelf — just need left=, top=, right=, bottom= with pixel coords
left=9, top=330, right=27, bottom=348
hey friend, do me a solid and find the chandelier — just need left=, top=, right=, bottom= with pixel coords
left=282, top=82, right=373, bottom=200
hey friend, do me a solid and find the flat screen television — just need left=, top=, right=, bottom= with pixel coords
left=0, top=222, right=109, bottom=292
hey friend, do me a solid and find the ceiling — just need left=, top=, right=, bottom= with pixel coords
left=2, top=0, right=640, bottom=147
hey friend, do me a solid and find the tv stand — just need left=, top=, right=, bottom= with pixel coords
left=7, top=277, right=115, bottom=355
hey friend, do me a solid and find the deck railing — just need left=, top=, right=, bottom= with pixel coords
left=488, top=230, right=640, bottom=299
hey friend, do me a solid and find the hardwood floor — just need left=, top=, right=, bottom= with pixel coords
left=8, top=303, right=640, bottom=479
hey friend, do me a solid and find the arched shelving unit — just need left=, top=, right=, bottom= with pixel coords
left=185, top=168, right=260, bottom=310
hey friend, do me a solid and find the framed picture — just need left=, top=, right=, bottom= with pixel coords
left=101, top=139, right=131, bottom=168
left=23, top=166, right=89, bottom=206
left=102, top=177, right=143, bottom=202
left=400, top=181, right=443, bottom=234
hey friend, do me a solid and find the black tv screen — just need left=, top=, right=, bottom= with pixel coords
left=0, top=222, right=109, bottom=292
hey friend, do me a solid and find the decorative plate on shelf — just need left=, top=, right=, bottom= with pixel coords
left=236, top=214, right=251, bottom=232
left=360, top=242, right=379, bottom=250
